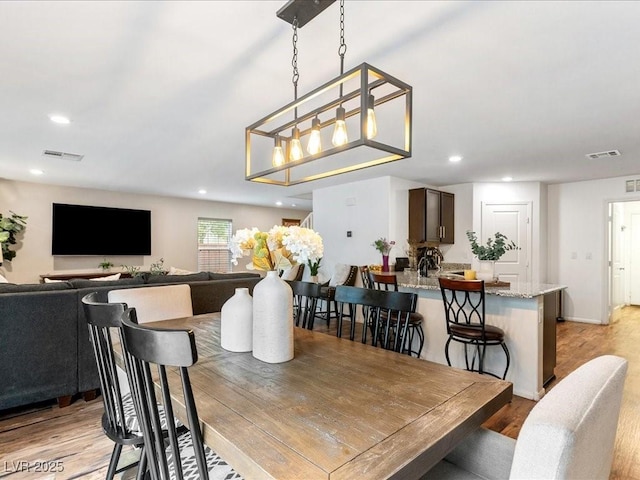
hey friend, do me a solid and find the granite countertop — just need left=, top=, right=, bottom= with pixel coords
left=396, top=271, right=567, bottom=299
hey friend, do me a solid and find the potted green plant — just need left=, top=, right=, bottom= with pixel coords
left=98, top=258, right=114, bottom=271
left=0, top=211, right=27, bottom=264
left=466, top=231, right=519, bottom=281
left=307, top=257, right=322, bottom=283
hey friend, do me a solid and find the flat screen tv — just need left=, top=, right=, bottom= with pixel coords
left=52, top=203, right=151, bottom=255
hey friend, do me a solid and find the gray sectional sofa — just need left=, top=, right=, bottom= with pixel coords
left=0, top=271, right=260, bottom=411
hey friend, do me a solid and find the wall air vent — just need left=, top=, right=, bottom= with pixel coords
left=586, top=150, right=621, bottom=159
left=42, top=150, right=84, bottom=161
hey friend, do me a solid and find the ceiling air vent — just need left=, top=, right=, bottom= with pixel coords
left=586, top=150, right=621, bottom=160
left=42, top=150, right=84, bottom=161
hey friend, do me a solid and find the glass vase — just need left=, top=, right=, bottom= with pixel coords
left=382, top=254, right=390, bottom=272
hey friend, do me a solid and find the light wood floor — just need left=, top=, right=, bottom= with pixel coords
left=1, top=306, right=639, bottom=479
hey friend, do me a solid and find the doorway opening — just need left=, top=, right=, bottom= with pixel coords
left=608, top=200, right=640, bottom=322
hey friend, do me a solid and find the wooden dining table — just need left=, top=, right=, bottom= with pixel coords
left=142, top=313, right=512, bottom=480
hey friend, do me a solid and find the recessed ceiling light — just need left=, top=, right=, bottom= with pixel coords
left=291, top=203, right=297, bottom=207
left=448, top=155, right=462, bottom=163
left=29, top=168, right=44, bottom=175
left=48, top=114, right=71, bottom=125
left=198, top=189, right=207, bottom=195
left=502, top=176, right=513, bottom=182
left=275, top=201, right=283, bottom=206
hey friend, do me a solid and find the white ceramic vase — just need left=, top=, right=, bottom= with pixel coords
left=477, top=260, right=496, bottom=282
left=220, top=287, right=253, bottom=352
left=252, top=270, right=294, bottom=363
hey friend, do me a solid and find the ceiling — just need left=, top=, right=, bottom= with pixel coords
left=1, top=1, right=639, bottom=211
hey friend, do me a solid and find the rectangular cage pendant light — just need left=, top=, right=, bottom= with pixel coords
left=245, top=62, right=412, bottom=186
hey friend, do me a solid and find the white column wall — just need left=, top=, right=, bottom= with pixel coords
left=312, top=176, right=424, bottom=282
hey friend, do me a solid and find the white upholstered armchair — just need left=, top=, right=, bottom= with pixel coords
left=423, top=355, right=627, bottom=480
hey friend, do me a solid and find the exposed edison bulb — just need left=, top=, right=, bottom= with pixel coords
left=272, top=135, right=285, bottom=167
left=332, top=107, right=348, bottom=147
left=289, top=127, right=303, bottom=161
left=307, top=117, right=322, bottom=155
left=366, top=94, right=377, bottom=139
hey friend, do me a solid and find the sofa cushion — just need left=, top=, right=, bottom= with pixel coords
left=145, top=272, right=209, bottom=284
left=329, top=263, right=352, bottom=287
left=68, top=276, right=145, bottom=289
left=90, top=272, right=121, bottom=281
left=0, top=282, right=73, bottom=293
left=281, top=264, right=302, bottom=281
left=168, top=266, right=194, bottom=275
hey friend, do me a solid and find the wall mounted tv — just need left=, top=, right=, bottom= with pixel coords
left=52, top=203, right=151, bottom=256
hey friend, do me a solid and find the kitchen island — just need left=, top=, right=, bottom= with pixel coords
left=397, top=272, right=566, bottom=400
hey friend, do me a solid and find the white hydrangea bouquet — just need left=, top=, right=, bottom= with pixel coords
left=230, top=225, right=323, bottom=272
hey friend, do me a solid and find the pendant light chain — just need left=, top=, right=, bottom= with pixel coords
left=338, top=0, right=347, bottom=74
left=338, top=0, right=347, bottom=98
left=292, top=17, right=299, bottom=118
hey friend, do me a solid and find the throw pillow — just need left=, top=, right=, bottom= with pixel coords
left=329, top=263, right=351, bottom=287
left=168, top=266, right=194, bottom=275
left=280, top=264, right=301, bottom=281
left=0, top=273, right=9, bottom=283
left=91, top=273, right=122, bottom=281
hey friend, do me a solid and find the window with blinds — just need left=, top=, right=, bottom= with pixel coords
left=197, top=218, right=232, bottom=273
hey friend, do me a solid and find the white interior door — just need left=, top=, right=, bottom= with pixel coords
left=481, top=202, right=531, bottom=283
left=631, top=213, right=640, bottom=305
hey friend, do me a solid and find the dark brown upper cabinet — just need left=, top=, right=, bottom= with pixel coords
left=408, top=188, right=455, bottom=244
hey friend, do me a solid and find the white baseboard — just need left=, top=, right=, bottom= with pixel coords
left=564, top=316, right=603, bottom=325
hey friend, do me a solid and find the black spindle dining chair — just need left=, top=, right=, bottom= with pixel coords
left=334, top=285, right=417, bottom=355
left=368, top=271, right=425, bottom=358
left=287, top=280, right=322, bottom=330
left=120, top=308, right=243, bottom=480
left=81, top=292, right=147, bottom=480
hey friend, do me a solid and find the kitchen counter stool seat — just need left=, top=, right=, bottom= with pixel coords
left=438, top=278, right=510, bottom=380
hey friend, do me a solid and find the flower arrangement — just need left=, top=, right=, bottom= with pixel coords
left=467, top=231, right=519, bottom=261
left=372, top=237, right=395, bottom=255
left=230, top=225, right=323, bottom=272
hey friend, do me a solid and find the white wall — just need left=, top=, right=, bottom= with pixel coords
left=313, top=176, right=424, bottom=281
left=473, top=182, right=547, bottom=284
left=0, top=179, right=306, bottom=284
left=548, top=176, right=640, bottom=323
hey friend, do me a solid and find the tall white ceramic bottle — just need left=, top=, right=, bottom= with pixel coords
left=252, top=270, right=294, bottom=363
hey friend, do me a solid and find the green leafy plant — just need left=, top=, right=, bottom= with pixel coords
left=0, top=211, right=28, bottom=262
left=149, top=257, right=165, bottom=275
left=467, top=231, right=519, bottom=261
left=98, top=258, right=114, bottom=270
left=121, top=264, right=142, bottom=277
left=372, top=238, right=395, bottom=255
left=307, top=257, right=322, bottom=276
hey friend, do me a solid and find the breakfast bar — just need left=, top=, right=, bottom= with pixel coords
left=397, top=272, right=566, bottom=400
